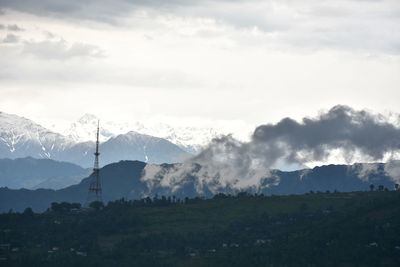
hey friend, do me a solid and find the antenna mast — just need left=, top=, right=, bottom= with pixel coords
left=86, top=120, right=102, bottom=205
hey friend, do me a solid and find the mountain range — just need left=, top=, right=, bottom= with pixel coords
left=0, top=111, right=192, bottom=167
left=58, top=113, right=221, bottom=154
left=0, top=157, right=90, bottom=190
left=1, top=160, right=398, bottom=212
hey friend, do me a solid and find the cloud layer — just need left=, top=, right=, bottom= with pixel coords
left=0, top=1, right=399, bottom=141
left=1, top=0, right=399, bottom=54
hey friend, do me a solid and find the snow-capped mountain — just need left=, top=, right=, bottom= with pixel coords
left=135, top=123, right=220, bottom=154
left=100, top=131, right=190, bottom=165
left=63, top=114, right=221, bottom=153
left=0, top=112, right=190, bottom=167
left=0, top=112, right=74, bottom=159
left=64, top=114, right=136, bottom=143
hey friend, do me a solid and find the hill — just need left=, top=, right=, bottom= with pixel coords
left=0, top=191, right=399, bottom=266
left=0, top=157, right=90, bottom=189
left=0, top=160, right=398, bottom=212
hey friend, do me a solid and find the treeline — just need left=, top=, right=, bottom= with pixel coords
left=29, top=186, right=400, bottom=214
left=1, top=190, right=400, bottom=267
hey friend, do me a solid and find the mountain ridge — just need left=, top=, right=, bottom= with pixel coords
left=0, top=111, right=190, bottom=167
left=62, top=113, right=221, bottom=153
left=0, top=157, right=90, bottom=189
left=1, top=160, right=398, bottom=212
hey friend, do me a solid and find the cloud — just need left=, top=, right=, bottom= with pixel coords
left=0, top=0, right=181, bottom=23
left=1, top=0, right=399, bottom=54
left=143, top=105, right=400, bottom=190
left=0, top=24, right=24, bottom=31
left=253, top=105, right=400, bottom=163
left=7, top=24, right=23, bottom=31
left=22, top=39, right=105, bottom=60
left=384, top=160, right=400, bottom=183
left=2, top=33, right=19, bottom=43
left=194, top=105, right=400, bottom=174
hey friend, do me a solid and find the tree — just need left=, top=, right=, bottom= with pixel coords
left=213, top=193, right=228, bottom=199
left=23, top=207, right=34, bottom=216
left=395, top=184, right=399, bottom=191
left=370, top=184, right=375, bottom=191
left=51, top=202, right=81, bottom=213
left=89, top=201, right=104, bottom=211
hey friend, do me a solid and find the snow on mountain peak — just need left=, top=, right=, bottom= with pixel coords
left=65, top=114, right=116, bottom=143
left=0, top=111, right=74, bottom=158
left=0, top=111, right=206, bottom=166
left=0, top=111, right=244, bottom=157
left=78, top=113, right=99, bottom=124
left=62, top=115, right=222, bottom=153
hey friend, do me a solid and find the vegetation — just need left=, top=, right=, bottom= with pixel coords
left=1, top=191, right=400, bottom=267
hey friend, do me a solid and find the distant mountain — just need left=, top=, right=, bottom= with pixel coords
left=64, top=113, right=117, bottom=143
left=0, top=157, right=90, bottom=189
left=0, top=161, right=147, bottom=212
left=0, top=161, right=398, bottom=212
left=0, top=112, right=74, bottom=159
left=100, top=131, right=190, bottom=165
left=0, top=111, right=190, bottom=166
left=63, top=114, right=221, bottom=153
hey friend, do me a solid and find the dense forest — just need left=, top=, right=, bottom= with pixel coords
left=1, top=190, right=400, bottom=267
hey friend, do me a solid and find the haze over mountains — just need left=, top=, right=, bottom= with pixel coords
left=0, top=157, right=90, bottom=190
left=0, top=111, right=221, bottom=167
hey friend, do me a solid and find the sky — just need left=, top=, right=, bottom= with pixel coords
left=0, top=0, right=399, bottom=137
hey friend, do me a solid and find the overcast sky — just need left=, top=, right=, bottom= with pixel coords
left=0, top=0, right=399, bottom=136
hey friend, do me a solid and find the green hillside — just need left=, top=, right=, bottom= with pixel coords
left=1, top=191, right=400, bottom=267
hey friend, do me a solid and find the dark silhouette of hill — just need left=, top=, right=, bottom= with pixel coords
left=0, top=161, right=397, bottom=212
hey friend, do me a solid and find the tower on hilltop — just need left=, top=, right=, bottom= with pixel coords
left=85, top=120, right=102, bottom=206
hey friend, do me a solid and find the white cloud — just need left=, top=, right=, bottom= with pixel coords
left=0, top=0, right=399, bottom=140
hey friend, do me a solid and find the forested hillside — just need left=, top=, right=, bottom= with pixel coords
left=1, top=191, right=399, bottom=267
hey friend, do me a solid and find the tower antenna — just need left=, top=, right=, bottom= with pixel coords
left=86, top=120, right=102, bottom=206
